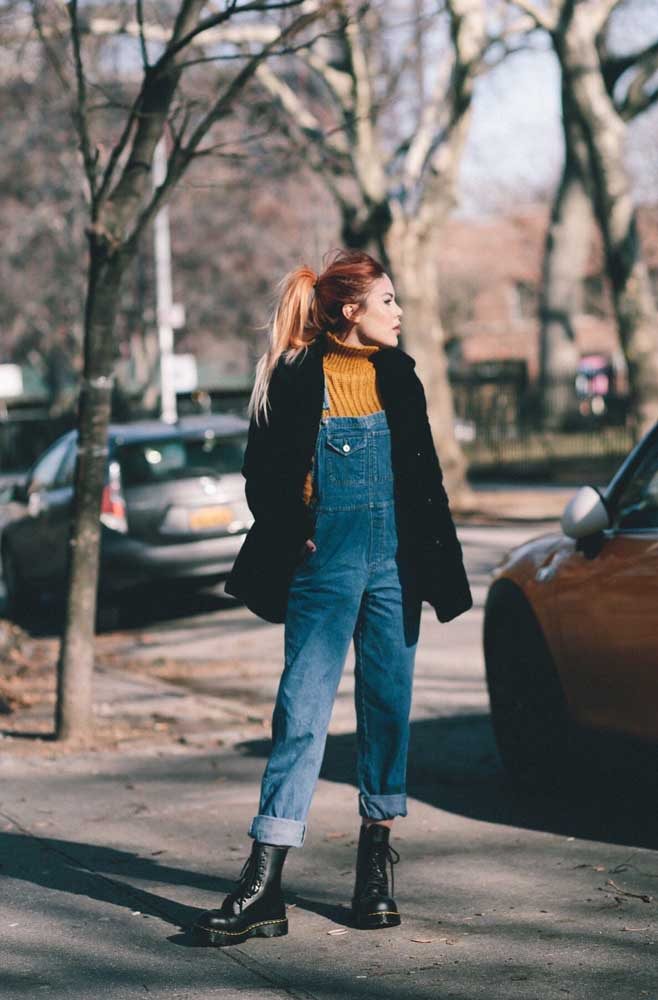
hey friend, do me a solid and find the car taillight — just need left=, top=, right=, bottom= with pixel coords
left=100, top=471, right=128, bottom=534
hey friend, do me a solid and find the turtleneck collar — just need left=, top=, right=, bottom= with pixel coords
left=323, top=329, right=380, bottom=373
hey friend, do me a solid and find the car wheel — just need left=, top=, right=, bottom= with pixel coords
left=1, top=542, right=33, bottom=622
left=484, top=581, right=573, bottom=791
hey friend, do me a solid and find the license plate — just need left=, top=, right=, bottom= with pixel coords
left=188, top=505, right=234, bottom=530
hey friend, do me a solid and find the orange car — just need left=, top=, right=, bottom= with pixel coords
left=484, top=422, right=658, bottom=786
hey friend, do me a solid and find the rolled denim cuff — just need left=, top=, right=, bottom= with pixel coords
left=358, top=792, right=407, bottom=820
left=249, top=814, right=306, bottom=848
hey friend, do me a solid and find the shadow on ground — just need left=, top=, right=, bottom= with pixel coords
left=239, top=714, right=658, bottom=852
left=1, top=581, right=241, bottom=638
left=0, top=830, right=354, bottom=937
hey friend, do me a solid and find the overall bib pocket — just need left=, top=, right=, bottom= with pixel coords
left=325, top=434, right=368, bottom=485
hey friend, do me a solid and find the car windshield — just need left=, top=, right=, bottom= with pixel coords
left=116, top=434, right=246, bottom=487
left=614, top=437, right=658, bottom=530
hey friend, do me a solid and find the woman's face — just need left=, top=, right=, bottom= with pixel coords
left=342, top=274, right=402, bottom=348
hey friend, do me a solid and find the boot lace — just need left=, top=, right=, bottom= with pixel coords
left=364, top=842, right=400, bottom=898
left=234, top=846, right=269, bottom=909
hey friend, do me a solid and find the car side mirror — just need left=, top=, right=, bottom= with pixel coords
left=561, top=486, right=610, bottom=539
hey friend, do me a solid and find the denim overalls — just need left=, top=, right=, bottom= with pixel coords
left=249, top=379, right=422, bottom=848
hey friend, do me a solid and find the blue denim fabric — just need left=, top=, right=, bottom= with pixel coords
left=249, top=381, right=422, bottom=848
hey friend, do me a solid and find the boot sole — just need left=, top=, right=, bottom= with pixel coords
left=353, top=910, right=401, bottom=930
left=195, top=917, right=288, bottom=947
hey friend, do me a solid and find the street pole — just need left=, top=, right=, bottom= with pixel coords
left=153, top=137, right=177, bottom=424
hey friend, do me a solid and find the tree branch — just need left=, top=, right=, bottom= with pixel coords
left=593, top=0, right=621, bottom=36
left=124, top=5, right=331, bottom=248
left=300, top=46, right=353, bottom=109
left=507, top=0, right=556, bottom=32
left=255, top=59, right=350, bottom=161
left=175, top=27, right=340, bottom=68
left=601, top=38, right=658, bottom=116
left=136, top=0, right=150, bottom=70
left=619, top=78, right=658, bottom=121
left=67, top=0, right=99, bottom=201
left=402, top=52, right=453, bottom=193
left=340, top=2, right=386, bottom=202
left=29, top=1, right=71, bottom=93
left=154, top=0, right=308, bottom=70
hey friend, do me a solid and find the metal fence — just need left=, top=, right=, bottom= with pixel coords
left=450, top=368, right=634, bottom=481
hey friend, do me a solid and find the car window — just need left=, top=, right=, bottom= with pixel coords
left=614, top=438, right=658, bottom=531
left=54, top=441, right=78, bottom=488
left=116, top=434, right=246, bottom=487
left=29, top=438, right=71, bottom=493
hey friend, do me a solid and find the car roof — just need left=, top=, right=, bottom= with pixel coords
left=55, top=414, right=248, bottom=448
left=108, top=414, right=248, bottom=443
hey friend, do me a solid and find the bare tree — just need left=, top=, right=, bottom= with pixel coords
left=538, top=2, right=658, bottom=426
left=28, top=0, right=331, bottom=741
left=538, top=89, right=594, bottom=425
left=252, top=0, right=500, bottom=503
left=510, top=0, right=658, bottom=435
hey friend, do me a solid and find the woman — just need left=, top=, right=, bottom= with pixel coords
left=194, top=249, right=471, bottom=947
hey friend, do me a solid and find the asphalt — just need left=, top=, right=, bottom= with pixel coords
left=0, top=512, right=656, bottom=1000
left=1, top=737, right=657, bottom=1000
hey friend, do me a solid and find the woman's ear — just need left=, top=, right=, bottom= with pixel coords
left=342, top=302, right=358, bottom=322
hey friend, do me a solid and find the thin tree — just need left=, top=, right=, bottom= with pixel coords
left=29, top=0, right=331, bottom=741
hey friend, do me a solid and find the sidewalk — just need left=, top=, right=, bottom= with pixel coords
left=460, top=484, right=576, bottom=523
left=2, top=725, right=656, bottom=1000
left=1, top=504, right=656, bottom=999
left=1, top=675, right=656, bottom=994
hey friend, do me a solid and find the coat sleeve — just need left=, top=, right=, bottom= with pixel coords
left=413, top=375, right=472, bottom=621
left=412, top=375, right=462, bottom=546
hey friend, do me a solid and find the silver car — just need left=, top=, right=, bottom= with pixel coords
left=1, top=414, right=252, bottom=618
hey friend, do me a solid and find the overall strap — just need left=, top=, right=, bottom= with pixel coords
left=321, top=373, right=331, bottom=418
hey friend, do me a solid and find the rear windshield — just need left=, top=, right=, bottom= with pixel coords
left=116, top=434, right=246, bottom=487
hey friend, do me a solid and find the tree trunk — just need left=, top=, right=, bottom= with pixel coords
left=56, top=247, right=124, bottom=741
left=340, top=200, right=471, bottom=505
left=387, top=214, right=471, bottom=506
left=49, top=0, right=325, bottom=741
left=557, top=4, right=658, bottom=435
left=539, top=90, right=593, bottom=428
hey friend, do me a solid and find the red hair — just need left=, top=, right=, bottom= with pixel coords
left=249, top=249, right=386, bottom=424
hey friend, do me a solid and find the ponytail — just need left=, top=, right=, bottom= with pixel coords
left=248, top=265, right=318, bottom=425
left=248, top=250, right=386, bottom=426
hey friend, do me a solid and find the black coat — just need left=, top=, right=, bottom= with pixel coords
left=225, top=333, right=472, bottom=624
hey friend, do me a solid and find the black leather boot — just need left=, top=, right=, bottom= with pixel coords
left=193, top=840, right=289, bottom=946
left=351, top=823, right=401, bottom=929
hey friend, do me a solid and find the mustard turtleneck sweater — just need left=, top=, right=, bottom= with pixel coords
left=302, top=330, right=384, bottom=505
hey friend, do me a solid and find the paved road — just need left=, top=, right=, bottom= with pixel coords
left=1, top=522, right=656, bottom=1000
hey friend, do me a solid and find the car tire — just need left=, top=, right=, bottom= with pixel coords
left=1, top=541, right=33, bottom=623
left=484, top=580, right=573, bottom=791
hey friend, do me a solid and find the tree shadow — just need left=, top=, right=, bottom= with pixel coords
left=1, top=581, right=243, bottom=639
left=239, top=713, right=658, bottom=851
left=0, top=828, right=351, bottom=947
left=0, top=831, right=216, bottom=933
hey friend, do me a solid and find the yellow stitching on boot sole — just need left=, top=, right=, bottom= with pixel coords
left=207, top=918, right=288, bottom=936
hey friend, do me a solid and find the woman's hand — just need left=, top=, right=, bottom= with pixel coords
left=300, top=538, right=317, bottom=557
